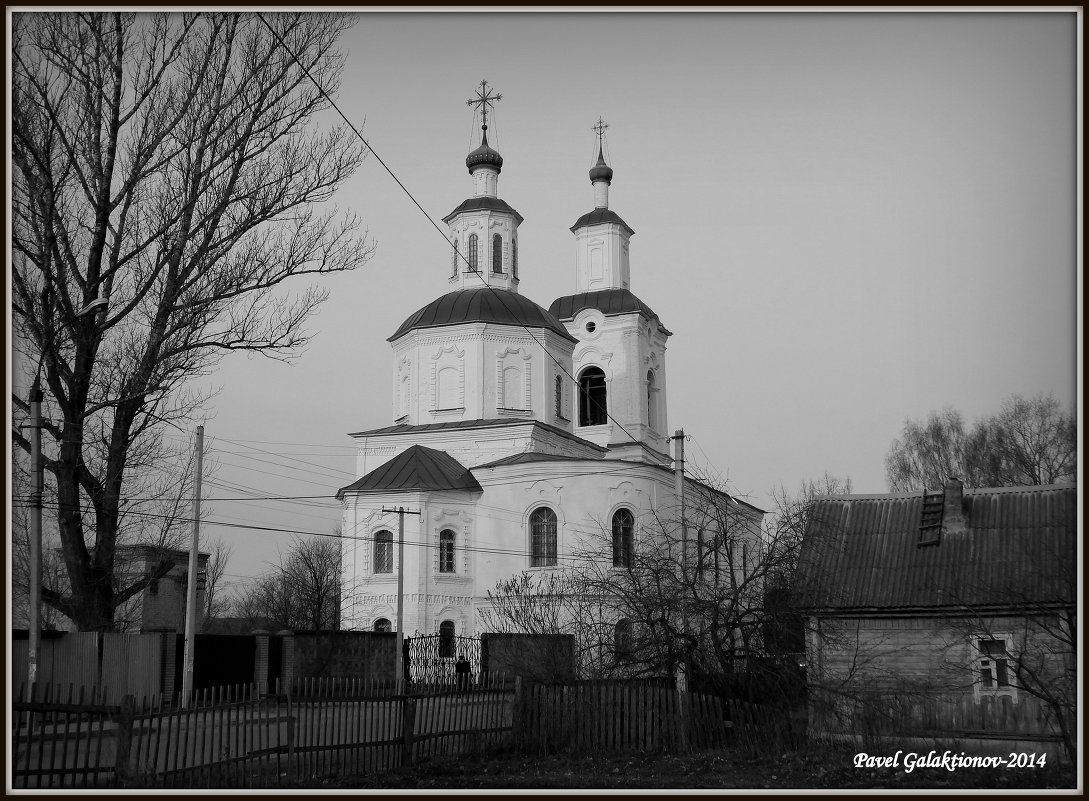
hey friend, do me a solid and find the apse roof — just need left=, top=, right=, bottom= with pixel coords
left=389, top=287, right=576, bottom=343
left=348, top=418, right=607, bottom=454
left=570, top=208, right=634, bottom=235
left=337, top=445, right=482, bottom=496
left=549, top=288, right=671, bottom=334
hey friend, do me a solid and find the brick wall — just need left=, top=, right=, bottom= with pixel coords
left=289, top=631, right=398, bottom=683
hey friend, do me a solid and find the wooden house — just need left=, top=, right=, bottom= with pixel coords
left=796, top=479, right=1076, bottom=758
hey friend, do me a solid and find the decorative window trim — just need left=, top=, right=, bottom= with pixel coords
left=578, top=365, right=608, bottom=427
left=438, top=529, right=456, bottom=574
left=431, top=345, right=465, bottom=411
left=611, top=508, right=635, bottom=569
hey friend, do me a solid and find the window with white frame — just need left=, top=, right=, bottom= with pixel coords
left=439, top=620, right=456, bottom=658
left=578, top=366, right=607, bottom=426
left=451, top=238, right=459, bottom=276
left=530, top=507, right=558, bottom=567
left=977, top=637, right=1016, bottom=698
left=492, top=234, right=503, bottom=274
left=467, top=234, right=479, bottom=271
left=374, top=530, right=394, bottom=574
left=612, top=508, right=634, bottom=568
left=439, top=529, right=456, bottom=573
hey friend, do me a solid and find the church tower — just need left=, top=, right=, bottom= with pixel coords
left=549, top=120, right=672, bottom=465
left=385, top=82, right=577, bottom=437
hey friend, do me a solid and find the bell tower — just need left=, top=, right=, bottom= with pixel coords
left=442, top=80, right=523, bottom=293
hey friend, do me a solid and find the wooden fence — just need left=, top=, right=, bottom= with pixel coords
left=11, top=676, right=516, bottom=789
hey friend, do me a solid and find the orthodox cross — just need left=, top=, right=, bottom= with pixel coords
left=467, top=80, right=502, bottom=131
left=592, top=116, right=609, bottom=145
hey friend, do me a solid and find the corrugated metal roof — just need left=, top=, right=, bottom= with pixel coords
left=442, top=196, right=524, bottom=225
left=548, top=288, right=671, bottom=334
left=389, top=288, right=575, bottom=343
left=796, top=484, right=1076, bottom=611
left=570, top=208, right=634, bottom=235
left=337, top=445, right=482, bottom=496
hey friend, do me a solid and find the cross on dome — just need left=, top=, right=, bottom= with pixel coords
left=466, top=79, right=502, bottom=134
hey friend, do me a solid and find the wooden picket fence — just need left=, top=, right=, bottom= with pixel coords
left=11, top=676, right=516, bottom=789
left=513, top=681, right=767, bottom=755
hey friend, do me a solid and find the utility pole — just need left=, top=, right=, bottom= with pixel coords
left=26, top=383, right=43, bottom=700
left=24, top=296, right=107, bottom=700
left=670, top=429, right=688, bottom=693
left=383, top=506, right=421, bottom=691
left=181, top=425, right=204, bottom=708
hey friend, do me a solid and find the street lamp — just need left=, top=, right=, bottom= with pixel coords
left=25, top=296, right=108, bottom=698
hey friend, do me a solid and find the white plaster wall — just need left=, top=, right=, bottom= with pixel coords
left=573, top=223, right=631, bottom=293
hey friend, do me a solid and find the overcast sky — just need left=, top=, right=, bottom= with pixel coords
left=120, top=10, right=1079, bottom=593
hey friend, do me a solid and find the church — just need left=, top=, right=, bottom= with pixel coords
left=338, top=84, right=763, bottom=644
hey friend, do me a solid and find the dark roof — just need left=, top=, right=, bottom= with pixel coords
left=443, top=196, right=523, bottom=225
left=349, top=418, right=607, bottom=454
left=548, top=288, right=671, bottom=334
left=337, top=445, right=482, bottom=496
left=796, top=484, right=1076, bottom=612
left=475, top=452, right=592, bottom=469
left=389, top=288, right=575, bottom=343
left=570, top=208, right=633, bottom=235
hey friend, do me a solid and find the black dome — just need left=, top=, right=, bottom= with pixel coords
left=570, top=208, right=634, bottom=236
left=390, top=288, right=576, bottom=343
left=465, top=130, right=503, bottom=173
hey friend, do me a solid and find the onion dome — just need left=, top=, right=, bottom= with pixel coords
left=465, top=129, right=503, bottom=174
left=588, top=148, right=613, bottom=183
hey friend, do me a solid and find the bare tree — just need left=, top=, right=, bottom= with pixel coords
left=885, top=393, right=1075, bottom=491
left=236, top=535, right=342, bottom=631
left=11, top=12, right=372, bottom=630
left=202, top=537, right=233, bottom=626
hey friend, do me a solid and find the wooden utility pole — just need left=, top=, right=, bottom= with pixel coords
left=383, top=506, right=421, bottom=690
left=181, top=425, right=204, bottom=708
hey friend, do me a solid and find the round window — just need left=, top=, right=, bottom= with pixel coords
left=585, top=321, right=596, bottom=333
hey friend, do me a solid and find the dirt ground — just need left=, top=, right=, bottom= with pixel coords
left=299, top=745, right=1077, bottom=791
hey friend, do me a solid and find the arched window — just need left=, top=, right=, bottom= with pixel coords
left=451, top=239, right=459, bottom=277
left=468, top=234, right=479, bottom=271
left=578, top=366, right=607, bottom=426
left=612, top=508, right=634, bottom=568
left=529, top=507, right=558, bottom=567
left=374, top=530, right=393, bottom=573
left=646, top=370, right=657, bottom=431
left=439, top=529, right=456, bottom=573
left=554, top=374, right=563, bottom=418
left=374, top=618, right=392, bottom=633
left=492, top=234, right=503, bottom=274
left=439, top=619, right=456, bottom=658
left=614, top=619, right=633, bottom=658
left=512, top=237, right=518, bottom=279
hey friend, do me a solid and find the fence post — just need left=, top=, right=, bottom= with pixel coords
left=278, top=630, right=295, bottom=695
left=512, top=675, right=523, bottom=751
left=114, top=695, right=136, bottom=787
left=253, top=630, right=269, bottom=697
left=401, top=696, right=416, bottom=766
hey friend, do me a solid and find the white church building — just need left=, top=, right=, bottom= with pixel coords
left=338, top=89, right=763, bottom=642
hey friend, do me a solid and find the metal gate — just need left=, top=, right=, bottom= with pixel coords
left=406, top=635, right=480, bottom=686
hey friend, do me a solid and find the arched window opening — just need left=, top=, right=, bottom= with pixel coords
left=468, top=234, right=479, bottom=271
left=512, top=237, right=518, bottom=278
left=578, top=366, right=607, bottom=426
left=451, top=239, right=459, bottom=277
left=492, top=234, right=503, bottom=274
left=374, top=530, right=393, bottom=574
left=374, top=618, right=392, bottom=633
left=439, top=619, right=456, bottom=658
left=529, top=507, right=558, bottom=567
left=646, top=370, right=657, bottom=431
left=612, top=508, right=634, bottom=568
left=554, top=374, right=564, bottom=419
left=614, top=619, right=633, bottom=658
left=439, top=529, right=456, bottom=573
